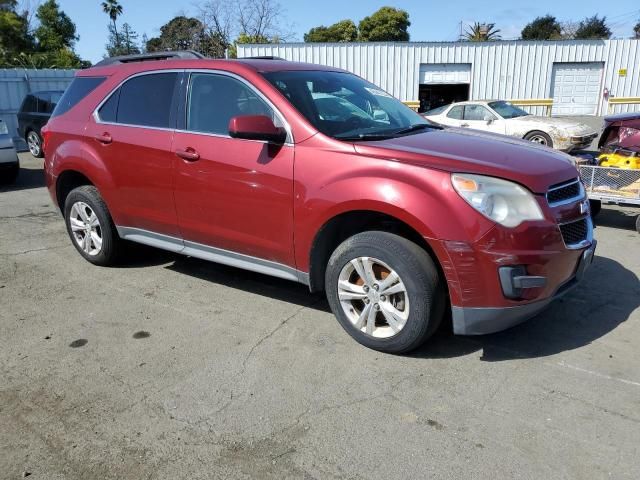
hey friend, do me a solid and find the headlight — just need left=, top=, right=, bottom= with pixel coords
left=0, top=122, right=8, bottom=135
left=451, top=173, right=544, bottom=228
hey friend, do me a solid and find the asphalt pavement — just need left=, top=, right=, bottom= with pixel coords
left=1, top=153, right=639, bottom=479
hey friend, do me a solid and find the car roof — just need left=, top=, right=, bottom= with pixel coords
left=78, top=58, right=347, bottom=78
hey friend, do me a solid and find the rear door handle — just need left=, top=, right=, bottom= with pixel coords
left=175, top=147, right=200, bottom=162
left=94, top=132, right=112, bottom=144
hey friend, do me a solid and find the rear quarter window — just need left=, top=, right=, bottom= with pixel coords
left=51, top=77, right=106, bottom=118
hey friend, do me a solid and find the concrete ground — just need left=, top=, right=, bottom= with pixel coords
left=1, top=153, right=639, bottom=480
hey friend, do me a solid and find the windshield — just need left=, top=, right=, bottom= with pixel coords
left=262, top=70, right=432, bottom=140
left=488, top=101, right=530, bottom=119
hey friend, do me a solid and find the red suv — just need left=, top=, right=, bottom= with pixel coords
left=43, top=51, right=596, bottom=353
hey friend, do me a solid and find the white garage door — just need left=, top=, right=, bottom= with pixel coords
left=551, top=62, right=603, bottom=115
left=419, top=64, right=471, bottom=84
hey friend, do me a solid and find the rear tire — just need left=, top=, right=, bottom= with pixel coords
left=524, top=130, right=553, bottom=148
left=589, top=199, right=601, bottom=218
left=325, top=231, right=445, bottom=354
left=64, top=185, right=121, bottom=266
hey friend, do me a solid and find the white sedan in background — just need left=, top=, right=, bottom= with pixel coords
left=424, top=100, right=598, bottom=152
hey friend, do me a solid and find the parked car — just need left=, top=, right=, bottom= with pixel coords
left=0, top=119, right=20, bottom=184
left=17, top=90, right=64, bottom=158
left=43, top=52, right=596, bottom=353
left=424, top=100, right=598, bottom=152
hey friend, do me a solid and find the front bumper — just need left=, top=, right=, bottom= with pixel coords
left=451, top=240, right=596, bottom=335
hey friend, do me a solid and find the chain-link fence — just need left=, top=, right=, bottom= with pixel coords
left=579, top=165, right=640, bottom=205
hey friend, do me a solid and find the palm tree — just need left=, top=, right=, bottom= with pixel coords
left=464, top=22, right=501, bottom=42
left=102, top=0, right=123, bottom=50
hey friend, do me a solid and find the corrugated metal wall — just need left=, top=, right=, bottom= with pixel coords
left=238, top=40, right=640, bottom=116
left=0, top=69, right=75, bottom=147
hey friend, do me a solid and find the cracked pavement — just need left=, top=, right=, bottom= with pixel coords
left=1, top=154, right=640, bottom=479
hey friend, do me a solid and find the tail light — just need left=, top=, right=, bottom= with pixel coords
left=41, top=124, right=51, bottom=155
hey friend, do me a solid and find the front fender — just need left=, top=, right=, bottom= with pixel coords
left=293, top=146, right=495, bottom=272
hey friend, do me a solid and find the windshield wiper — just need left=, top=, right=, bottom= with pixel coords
left=337, top=133, right=396, bottom=141
left=393, top=123, right=442, bottom=135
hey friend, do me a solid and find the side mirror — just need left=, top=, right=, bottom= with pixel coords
left=228, top=115, right=287, bottom=144
left=485, top=118, right=494, bottom=125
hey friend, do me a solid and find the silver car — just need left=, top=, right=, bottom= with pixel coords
left=0, top=119, right=20, bottom=184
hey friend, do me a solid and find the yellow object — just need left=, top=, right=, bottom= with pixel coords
left=597, top=152, right=640, bottom=169
left=618, top=68, right=627, bottom=77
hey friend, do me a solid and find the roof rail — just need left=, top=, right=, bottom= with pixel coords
left=93, top=50, right=206, bottom=67
left=241, top=56, right=286, bottom=61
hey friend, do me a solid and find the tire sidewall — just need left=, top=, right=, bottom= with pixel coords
left=325, top=232, right=441, bottom=353
left=525, top=131, right=553, bottom=148
left=64, top=186, right=117, bottom=265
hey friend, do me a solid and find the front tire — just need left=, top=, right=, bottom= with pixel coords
left=64, top=185, right=121, bottom=266
left=524, top=130, right=553, bottom=148
left=325, top=232, right=445, bottom=353
left=589, top=199, right=602, bottom=218
left=26, top=130, right=43, bottom=158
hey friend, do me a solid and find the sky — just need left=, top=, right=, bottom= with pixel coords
left=54, top=0, right=640, bottom=63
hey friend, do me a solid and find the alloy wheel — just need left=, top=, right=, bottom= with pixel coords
left=27, top=131, right=41, bottom=156
left=337, top=256, right=410, bottom=338
left=528, top=134, right=548, bottom=145
left=69, top=201, right=102, bottom=256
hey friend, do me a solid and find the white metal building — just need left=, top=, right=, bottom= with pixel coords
left=238, top=39, right=640, bottom=116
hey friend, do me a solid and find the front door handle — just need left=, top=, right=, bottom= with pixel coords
left=460, top=123, right=469, bottom=128
left=175, top=147, right=200, bottom=162
left=94, top=132, right=112, bottom=144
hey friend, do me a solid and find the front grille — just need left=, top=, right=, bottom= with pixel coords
left=547, top=179, right=582, bottom=205
left=560, top=218, right=588, bottom=246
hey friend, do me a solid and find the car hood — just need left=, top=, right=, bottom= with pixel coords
left=353, top=127, right=578, bottom=194
left=509, top=115, right=596, bottom=135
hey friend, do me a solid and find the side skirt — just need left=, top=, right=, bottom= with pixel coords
left=116, top=226, right=309, bottom=285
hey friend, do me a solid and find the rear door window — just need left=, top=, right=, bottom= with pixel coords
left=20, top=94, right=37, bottom=113
left=52, top=77, right=106, bottom=118
left=463, top=104, right=494, bottom=121
left=115, top=73, right=178, bottom=128
left=36, top=93, right=53, bottom=114
left=447, top=106, right=464, bottom=120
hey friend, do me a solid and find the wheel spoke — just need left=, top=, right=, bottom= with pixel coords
left=338, top=280, right=367, bottom=301
left=91, top=231, right=102, bottom=250
left=70, top=218, right=85, bottom=232
left=378, top=271, right=399, bottom=293
left=380, top=302, right=408, bottom=332
left=76, top=205, right=89, bottom=222
left=83, top=233, right=92, bottom=253
left=365, top=304, right=377, bottom=335
left=361, top=257, right=377, bottom=285
left=382, top=282, right=406, bottom=296
left=88, top=213, right=100, bottom=228
left=354, top=303, right=371, bottom=330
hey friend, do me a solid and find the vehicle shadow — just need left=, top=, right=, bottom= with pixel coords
left=155, top=250, right=639, bottom=361
left=165, top=256, right=328, bottom=309
left=0, top=163, right=44, bottom=192
left=593, top=207, right=639, bottom=232
left=412, top=255, right=639, bottom=361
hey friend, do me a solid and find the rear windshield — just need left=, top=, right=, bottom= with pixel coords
left=51, top=77, right=106, bottom=118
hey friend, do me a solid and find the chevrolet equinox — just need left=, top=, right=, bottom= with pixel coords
left=43, top=51, right=596, bottom=353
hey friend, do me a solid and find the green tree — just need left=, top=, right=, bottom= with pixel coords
left=145, top=35, right=163, bottom=52
left=464, top=22, right=501, bottom=41
left=34, top=0, right=78, bottom=51
left=0, top=5, right=34, bottom=60
left=228, top=32, right=271, bottom=58
left=146, top=16, right=205, bottom=51
left=633, top=19, right=639, bottom=39
left=521, top=15, right=562, bottom=40
left=358, top=7, right=410, bottom=41
left=574, top=15, right=611, bottom=39
left=106, top=22, right=139, bottom=56
left=101, top=0, right=123, bottom=49
left=304, top=19, right=358, bottom=43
